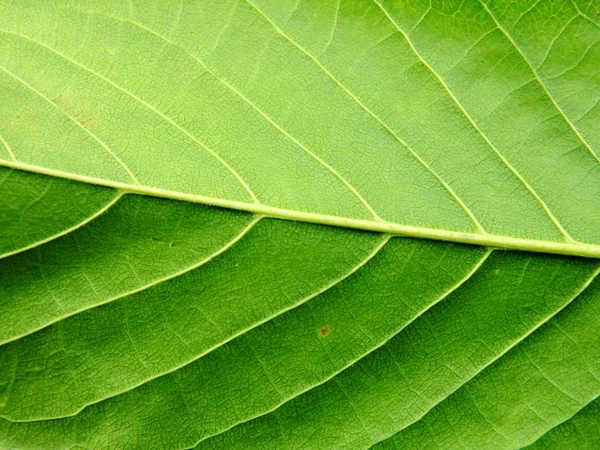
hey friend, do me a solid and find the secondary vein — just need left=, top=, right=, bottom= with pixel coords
left=516, top=393, right=600, bottom=449
left=68, top=7, right=384, bottom=222
left=374, top=0, right=577, bottom=244
left=0, top=214, right=262, bottom=347
left=0, top=65, right=140, bottom=184
left=3, top=233, right=391, bottom=423
left=242, top=0, right=486, bottom=234
left=190, top=248, right=493, bottom=449
left=0, top=190, right=124, bottom=261
left=478, top=0, right=600, bottom=164
left=367, top=264, right=600, bottom=448
left=0, top=29, right=259, bottom=203
left=0, top=133, right=16, bottom=161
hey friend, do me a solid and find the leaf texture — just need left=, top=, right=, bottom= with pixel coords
left=0, top=0, right=599, bottom=448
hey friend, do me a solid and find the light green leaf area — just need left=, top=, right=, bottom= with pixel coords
left=0, top=0, right=599, bottom=449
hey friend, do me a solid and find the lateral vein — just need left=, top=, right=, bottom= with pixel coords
left=367, top=264, right=600, bottom=449
left=4, top=233, right=391, bottom=422
left=0, top=133, right=16, bottom=161
left=67, top=7, right=383, bottom=222
left=374, top=0, right=577, bottom=244
left=477, top=0, right=600, bottom=163
left=190, top=248, right=493, bottom=449
left=0, top=29, right=259, bottom=203
left=516, top=392, right=600, bottom=449
left=0, top=192, right=124, bottom=261
left=0, top=215, right=262, bottom=347
left=0, top=65, right=140, bottom=184
left=242, top=0, right=486, bottom=234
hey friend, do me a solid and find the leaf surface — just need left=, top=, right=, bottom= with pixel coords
left=0, top=0, right=599, bottom=448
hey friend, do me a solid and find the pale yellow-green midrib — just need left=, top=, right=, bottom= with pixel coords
left=2, top=159, right=599, bottom=259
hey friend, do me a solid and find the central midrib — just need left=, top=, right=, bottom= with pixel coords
left=3, top=159, right=600, bottom=259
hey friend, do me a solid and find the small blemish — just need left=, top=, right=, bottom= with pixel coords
left=319, top=326, right=329, bottom=337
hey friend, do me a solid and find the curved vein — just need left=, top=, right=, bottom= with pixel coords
left=5, top=233, right=390, bottom=422
left=537, top=15, right=578, bottom=68
left=543, top=38, right=600, bottom=83
left=1, top=159, right=600, bottom=258
left=322, top=0, right=340, bottom=55
left=477, top=0, right=600, bottom=163
left=0, top=29, right=259, bottom=203
left=374, top=0, right=576, bottom=244
left=0, top=214, right=262, bottom=347
left=0, top=133, right=16, bottom=161
left=0, top=166, right=12, bottom=186
left=0, top=190, right=123, bottom=260
left=69, top=7, right=383, bottom=222
left=190, top=247, right=494, bottom=449
left=367, top=264, right=600, bottom=449
left=0, top=65, right=140, bottom=184
left=569, top=0, right=600, bottom=29
left=517, top=392, right=600, bottom=449
left=242, top=0, right=486, bottom=234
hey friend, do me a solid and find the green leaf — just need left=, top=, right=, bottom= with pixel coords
left=0, top=0, right=598, bottom=448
